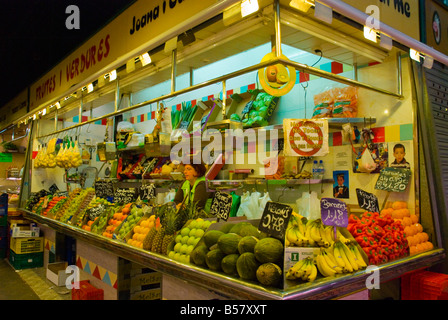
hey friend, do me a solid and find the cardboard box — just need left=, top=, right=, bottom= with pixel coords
left=46, top=262, right=70, bottom=287
left=10, top=222, right=40, bottom=238
left=284, top=247, right=321, bottom=271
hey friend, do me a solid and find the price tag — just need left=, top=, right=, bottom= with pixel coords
left=209, top=191, right=233, bottom=221
left=114, top=187, right=137, bottom=205
left=321, top=198, right=348, bottom=228
left=374, top=167, right=411, bottom=192
left=139, top=183, right=156, bottom=201
left=86, top=204, right=106, bottom=220
left=94, top=180, right=114, bottom=199
left=259, top=201, right=293, bottom=239
left=356, top=188, right=380, bottom=213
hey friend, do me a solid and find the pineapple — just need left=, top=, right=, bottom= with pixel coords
left=161, top=205, right=178, bottom=255
left=143, top=226, right=157, bottom=250
left=151, top=226, right=165, bottom=253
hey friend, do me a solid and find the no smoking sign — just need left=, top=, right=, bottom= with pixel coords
left=283, top=119, right=329, bottom=157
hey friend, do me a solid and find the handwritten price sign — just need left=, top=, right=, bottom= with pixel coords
left=209, top=191, right=233, bottom=221
left=259, top=201, right=293, bottom=239
left=375, top=167, right=411, bottom=192
left=321, top=198, right=348, bottom=228
left=356, top=188, right=379, bottom=213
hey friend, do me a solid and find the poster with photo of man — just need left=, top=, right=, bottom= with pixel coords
left=333, top=170, right=349, bottom=199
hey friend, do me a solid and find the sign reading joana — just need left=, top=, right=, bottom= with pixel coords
left=283, top=119, right=329, bottom=157
left=29, top=0, right=222, bottom=110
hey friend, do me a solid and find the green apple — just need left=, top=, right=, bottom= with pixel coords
left=180, top=244, right=188, bottom=254
left=174, top=242, right=182, bottom=253
left=188, top=220, right=197, bottom=229
left=181, top=235, right=189, bottom=244
left=189, top=228, right=197, bottom=237
left=195, top=229, right=205, bottom=238
left=175, top=234, right=183, bottom=243
left=181, top=227, right=190, bottom=237
left=186, top=245, right=194, bottom=255
left=168, top=251, right=176, bottom=259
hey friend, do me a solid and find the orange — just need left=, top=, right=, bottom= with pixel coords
left=402, top=216, right=412, bottom=227
left=404, top=226, right=412, bottom=237
left=122, top=207, right=130, bottom=215
left=420, top=232, right=429, bottom=242
left=416, top=243, right=425, bottom=252
left=410, top=214, right=419, bottom=224
left=426, top=242, right=434, bottom=250
left=409, top=245, right=417, bottom=255
left=415, top=223, right=423, bottom=233
left=406, top=235, right=414, bottom=246
left=401, top=208, right=410, bottom=217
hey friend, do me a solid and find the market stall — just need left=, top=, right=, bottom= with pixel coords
left=3, top=0, right=447, bottom=300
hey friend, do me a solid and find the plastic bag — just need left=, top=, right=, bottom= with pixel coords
left=258, top=192, right=271, bottom=218
left=296, top=191, right=321, bottom=220
left=358, top=148, right=377, bottom=173
left=312, top=88, right=334, bottom=118
left=332, top=86, right=358, bottom=118
left=164, top=189, right=176, bottom=204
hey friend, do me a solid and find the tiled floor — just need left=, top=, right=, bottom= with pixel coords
left=0, top=258, right=71, bottom=300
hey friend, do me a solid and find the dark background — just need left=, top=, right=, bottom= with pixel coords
left=0, top=0, right=133, bottom=108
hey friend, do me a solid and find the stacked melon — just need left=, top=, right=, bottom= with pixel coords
left=190, top=221, right=284, bottom=288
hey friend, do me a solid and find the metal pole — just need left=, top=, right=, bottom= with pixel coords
left=222, top=80, right=227, bottom=120
left=397, top=52, right=403, bottom=97
left=171, top=49, right=177, bottom=93
left=274, top=0, right=282, bottom=57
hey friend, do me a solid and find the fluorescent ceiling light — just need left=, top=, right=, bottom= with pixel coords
left=423, top=55, right=434, bottom=69
left=379, top=34, right=393, bottom=51
left=87, top=83, right=94, bottom=93
left=410, top=49, right=421, bottom=62
left=314, top=1, right=332, bottom=24
left=140, top=53, right=152, bottom=66
left=363, top=26, right=378, bottom=43
left=289, top=0, right=314, bottom=12
left=109, top=70, right=117, bottom=81
left=241, top=0, right=259, bottom=18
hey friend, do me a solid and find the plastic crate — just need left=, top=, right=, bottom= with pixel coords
left=72, top=280, right=104, bottom=300
left=9, top=251, right=43, bottom=270
left=10, top=237, right=43, bottom=254
left=401, top=269, right=448, bottom=300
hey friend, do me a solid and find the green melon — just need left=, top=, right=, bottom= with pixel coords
left=203, top=230, right=224, bottom=249
left=236, top=252, right=260, bottom=280
left=221, top=253, right=239, bottom=275
left=229, top=222, right=253, bottom=235
left=238, top=236, right=259, bottom=254
left=219, top=223, right=235, bottom=233
left=217, top=233, right=242, bottom=255
left=253, top=237, right=284, bottom=264
left=238, top=224, right=263, bottom=238
left=205, top=249, right=226, bottom=271
left=256, top=263, right=283, bottom=287
left=190, top=244, right=209, bottom=267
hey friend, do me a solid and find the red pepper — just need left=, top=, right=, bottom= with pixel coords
left=372, top=225, right=385, bottom=237
left=364, top=226, right=376, bottom=238
left=349, top=214, right=360, bottom=224
left=356, top=236, right=373, bottom=247
left=353, top=227, right=365, bottom=237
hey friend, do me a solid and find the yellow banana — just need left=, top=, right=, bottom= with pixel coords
left=298, top=217, right=307, bottom=235
left=316, top=254, right=336, bottom=277
left=291, top=259, right=308, bottom=279
left=310, top=222, right=323, bottom=244
left=322, top=250, right=343, bottom=273
left=307, top=262, right=318, bottom=282
left=304, top=224, right=316, bottom=246
left=318, top=224, right=331, bottom=247
left=339, top=241, right=359, bottom=271
left=332, top=243, right=349, bottom=272
left=336, top=242, right=354, bottom=272
left=285, top=268, right=297, bottom=280
left=286, top=227, right=299, bottom=245
left=336, top=229, right=351, bottom=245
left=300, top=259, right=312, bottom=280
left=349, top=243, right=368, bottom=268
left=325, top=225, right=335, bottom=243
left=285, top=237, right=291, bottom=247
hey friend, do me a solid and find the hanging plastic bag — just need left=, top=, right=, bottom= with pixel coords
left=296, top=191, right=321, bottom=220
left=236, top=191, right=251, bottom=218
left=164, top=189, right=176, bottom=204
left=229, top=192, right=241, bottom=218
left=258, top=192, right=271, bottom=218
left=358, top=147, right=377, bottom=173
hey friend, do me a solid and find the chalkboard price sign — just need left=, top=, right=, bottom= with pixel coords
left=356, top=188, right=380, bottom=213
left=209, top=191, right=233, bottom=221
left=87, top=204, right=106, bottom=220
left=259, top=201, right=293, bottom=239
left=114, top=187, right=137, bottom=205
left=94, top=180, right=114, bottom=199
left=375, top=167, right=411, bottom=192
left=321, top=198, right=348, bottom=228
left=139, top=183, right=156, bottom=201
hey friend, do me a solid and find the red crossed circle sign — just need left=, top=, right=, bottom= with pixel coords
left=288, top=120, right=324, bottom=156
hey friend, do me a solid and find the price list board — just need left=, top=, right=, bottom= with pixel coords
left=209, top=191, right=233, bottom=221
left=258, top=201, right=293, bottom=239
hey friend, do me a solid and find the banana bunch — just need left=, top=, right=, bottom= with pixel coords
left=281, top=170, right=313, bottom=179
left=286, top=213, right=310, bottom=246
left=316, top=240, right=367, bottom=277
left=285, top=257, right=318, bottom=282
